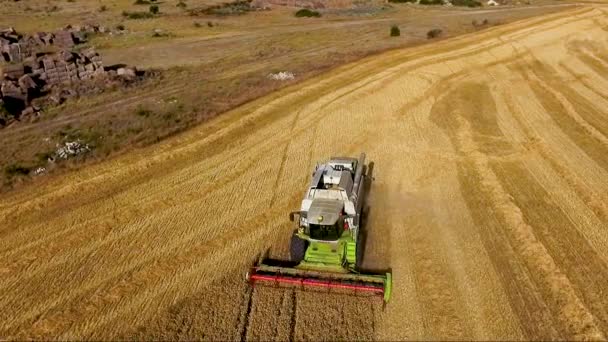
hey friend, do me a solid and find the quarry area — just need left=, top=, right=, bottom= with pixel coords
left=0, top=0, right=607, bottom=340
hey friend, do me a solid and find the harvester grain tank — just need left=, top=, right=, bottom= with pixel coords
left=247, top=153, right=392, bottom=302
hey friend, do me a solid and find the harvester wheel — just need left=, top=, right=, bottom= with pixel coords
left=290, top=231, right=307, bottom=263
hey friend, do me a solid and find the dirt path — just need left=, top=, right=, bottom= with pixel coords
left=1, top=4, right=607, bottom=340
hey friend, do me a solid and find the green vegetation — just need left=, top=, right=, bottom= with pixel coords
left=452, top=0, right=482, bottom=7
left=0, top=103, right=11, bottom=126
left=419, top=0, right=443, bottom=4
left=295, top=9, right=321, bottom=17
left=122, top=10, right=155, bottom=19
left=4, top=163, right=31, bottom=177
left=390, top=25, right=400, bottom=37
left=136, top=106, right=153, bottom=117
left=195, top=1, right=252, bottom=15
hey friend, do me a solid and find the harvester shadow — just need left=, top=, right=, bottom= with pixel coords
left=358, top=161, right=392, bottom=281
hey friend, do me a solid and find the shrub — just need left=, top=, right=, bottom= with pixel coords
left=5, top=163, right=31, bottom=177
left=452, top=0, right=481, bottom=6
left=177, top=1, right=187, bottom=8
left=134, top=0, right=150, bottom=4
left=427, top=28, right=442, bottom=39
left=0, top=103, right=10, bottom=126
left=194, top=22, right=202, bottom=27
left=122, top=10, right=154, bottom=19
left=136, top=106, right=153, bottom=117
left=98, top=5, right=107, bottom=11
left=419, top=0, right=442, bottom=4
left=295, top=9, right=321, bottom=17
left=116, top=24, right=126, bottom=30
left=388, top=0, right=416, bottom=3
left=197, top=1, right=252, bottom=15
left=149, top=5, right=159, bottom=14
left=390, top=25, right=400, bottom=37
left=207, top=21, right=214, bottom=27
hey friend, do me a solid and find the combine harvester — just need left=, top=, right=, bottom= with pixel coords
left=247, top=153, right=392, bottom=302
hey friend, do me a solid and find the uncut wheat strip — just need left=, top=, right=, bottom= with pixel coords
left=65, top=210, right=289, bottom=339
left=0, top=160, right=283, bottom=332
left=0, top=164, right=263, bottom=293
left=9, top=191, right=288, bottom=338
left=0, top=164, right=280, bottom=328
left=0, top=128, right=291, bottom=266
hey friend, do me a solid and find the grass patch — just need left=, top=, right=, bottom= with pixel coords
left=295, top=9, right=321, bottom=17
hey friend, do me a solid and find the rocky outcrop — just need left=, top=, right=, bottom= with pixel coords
left=1, top=28, right=141, bottom=127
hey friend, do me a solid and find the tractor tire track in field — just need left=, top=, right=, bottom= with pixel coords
left=1, top=4, right=608, bottom=340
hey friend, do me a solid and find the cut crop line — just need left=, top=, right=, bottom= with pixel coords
left=452, top=114, right=605, bottom=340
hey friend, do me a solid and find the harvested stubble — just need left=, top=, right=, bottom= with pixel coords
left=0, top=4, right=607, bottom=341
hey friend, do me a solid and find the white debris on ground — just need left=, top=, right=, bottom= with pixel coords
left=268, top=71, right=295, bottom=81
left=34, top=167, right=46, bottom=175
left=487, top=0, right=498, bottom=5
left=56, top=141, right=90, bottom=159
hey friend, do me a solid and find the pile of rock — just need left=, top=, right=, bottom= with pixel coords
left=0, top=27, right=143, bottom=127
left=1, top=27, right=79, bottom=63
left=1, top=47, right=106, bottom=117
left=0, top=25, right=111, bottom=63
left=40, top=48, right=105, bottom=85
left=251, top=0, right=355, bottom=9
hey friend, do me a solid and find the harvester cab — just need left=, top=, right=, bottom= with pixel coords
left=247, top=153, right=392, bottom=302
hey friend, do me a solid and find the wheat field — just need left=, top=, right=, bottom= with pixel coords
left=1, top=4, right=608, bottom=340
